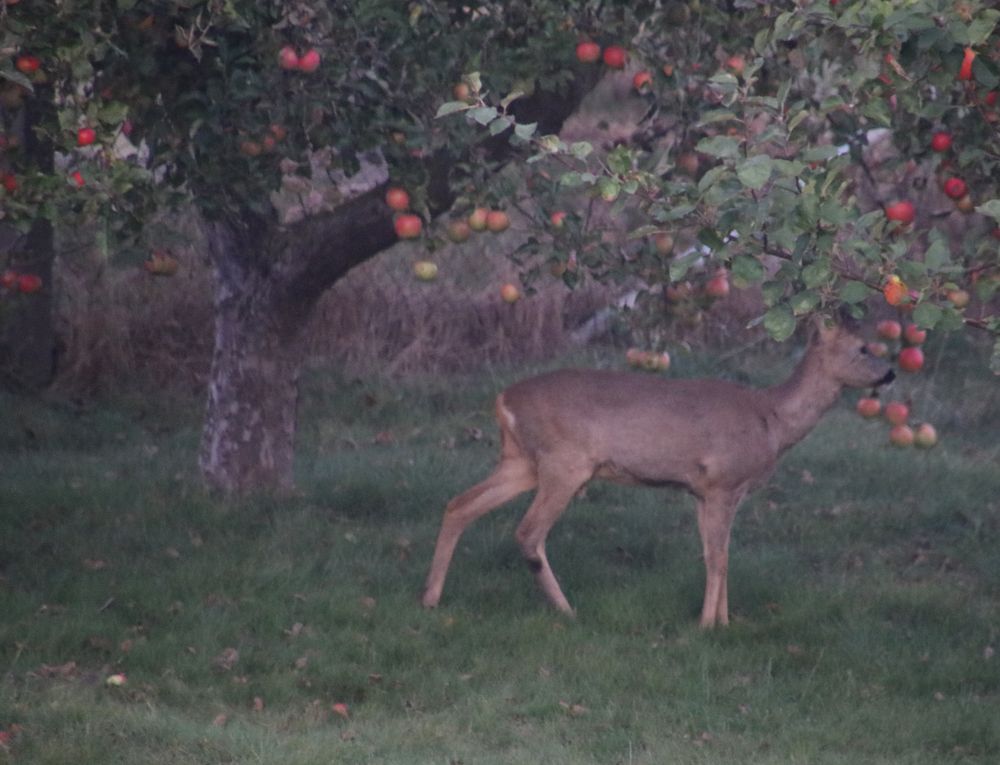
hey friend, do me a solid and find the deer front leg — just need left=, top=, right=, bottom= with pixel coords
left=696, top=489, right=745, bottom=628
left=422, top=456, right=536, bottom=609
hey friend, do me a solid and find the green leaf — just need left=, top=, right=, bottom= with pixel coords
left=468, top=106, right=499, bottom=125
left=514, top=122, right=537, bottom=140
left=695, top=135, right=741, bottom=159
left=697, top=165, right=728, bottom=194
left=839, top=280, right=870, bottom=304
left=731, top=255, right=765, bottom=286
left=698, top=109, right=739, bottom=126
left=570, top=141, right=593, bottom=160
left=762, top=280, right=786, bottom=307
left=669, top=250, right=701, bottom=281
left=435, top=101, right=470, bottom=118
left=488, top=116, right=513, bottom=135
left=607, top=146, right=633, bottom=174
left=912, top=302, right=942, bottom=329
left=975, top=199, right=1000, bottom=224
left=697, top=228, right=726, bottom=251
left=559, top=172, right=584, bottom=188
left=763, top=304, right=796, bottom=342
left=736, top=155, right=774, bottom=190
left=801, top=257, right=832, bottom=288
left=790, top=290, right=820, bottom=316
left=969, top=12, right=1000, bottom=46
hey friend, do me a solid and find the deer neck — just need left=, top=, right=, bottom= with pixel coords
left=765, top=347, right=844, bottom=454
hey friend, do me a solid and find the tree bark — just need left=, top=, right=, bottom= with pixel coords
left=198, top=222, right=306, bottom=493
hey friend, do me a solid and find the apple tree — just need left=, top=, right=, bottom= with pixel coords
left=438, top=1, right=1000, bottom=367
left=1, top=0, right=611, bottom=492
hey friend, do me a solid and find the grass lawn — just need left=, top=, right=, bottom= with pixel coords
left=1, top=335, right=998, bottom=764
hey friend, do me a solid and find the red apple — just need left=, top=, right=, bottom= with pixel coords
left=70, top=170, right=85, bottom=187
left=412, top=260, right=438, bottom=281
left=575, top=41, right=601, bottom=64
left=240, top=140, right=262, bottom=157
left=77, top=127, right=96, bottom=147
left=677, top=152, right=700, bottom=176
left=958, top=46, right=975, bottom=81
left=602, top=45, right=627, bottom=69
left=486, top=210, right=510, bottom=232
left=876, top=319, right=902, bottom=340
left=889, top=424, right=915, bottom=447
left=447, top=219, right=472, bottom=243
left=1, top=270, right=18, bottom=289
left=2, top=173, right=17, bottom=193
left=884, top=200, right=915, bottom=225
left=500, top=283, right=520, bottom=303
left=705, top=270, right=730, bottom=299
left=467, top=207, right=489, bottom=231
left=452, top=82, right=472, bottom=101
left=884, top=401, right=909, bottom=426
left=942, top=177, right=967, bottom=200
left=955, top=194, right=975, bottom=213
left=725, top=54, right=746, bottom=76
left=882, top=275, right=907, bottom=306
left=16, top=273, right=42, bottom=293
left=913, top=423, right=938, bottom=449
left=298, top=49, right=321, bottom=73
left=930, top=131, right=952, bottom=152
left=946, top=289, right=969, bottom=308
left=15, top=55, right=40, bottom=74
left=393, top=213, right=422, bottom=239
left=632, top=71, right=653, bottom=91
left=385, top=186, right=410, bottom=212
left=278, top=46, right=299, bottom=70
left=903, top=323, right=926, bottom=345
left=653, top=233, right=674, bottom=255
left=866, top=341, right=889, bottom=358
left=897, top=346, right=924, bottom=373
left=856, top=397, right=882, bottom=418
left=269, top=124, right=288, bottom=141
left=549, top=211, right=567, bottom=228
left=625, top=348, right=646, bottom=367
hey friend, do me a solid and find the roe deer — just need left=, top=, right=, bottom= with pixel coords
left=422, top=320, right=895, bottom=627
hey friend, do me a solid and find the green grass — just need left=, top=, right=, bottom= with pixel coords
left=1, top=338, right=999, bottom=764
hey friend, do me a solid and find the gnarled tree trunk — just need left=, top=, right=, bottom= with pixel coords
left=196, top=71, right=602, bottom=493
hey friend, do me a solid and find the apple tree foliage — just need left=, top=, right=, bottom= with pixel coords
left=440, top=0, right=1000, bottom=370
left=1, top=0, right=998, bottom=492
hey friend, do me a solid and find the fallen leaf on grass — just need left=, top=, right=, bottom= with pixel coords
left=165, top=547, right=181, bottom=559
left=213, top=647, right=239, bottom=671
left=284, top=622, right=305, bottom=638
left=332, top=702, right=349, bottom=719
left=37, top=661, right=78, bottom=679
left=558, top=701, right=588, bottom=717
left=82, top=558, right=108, bottom=571
left=786, top=644, right=804, bottom=656
left=252, top=696, right=265, bottom=712
left=211, top=714, right=228, bottom=727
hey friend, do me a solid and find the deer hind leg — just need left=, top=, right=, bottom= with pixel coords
left=514, top=463, right=593, bottom=615
left=696, top=489, right=746, bottom=628
left=422, top=453, right=537, bottom=609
